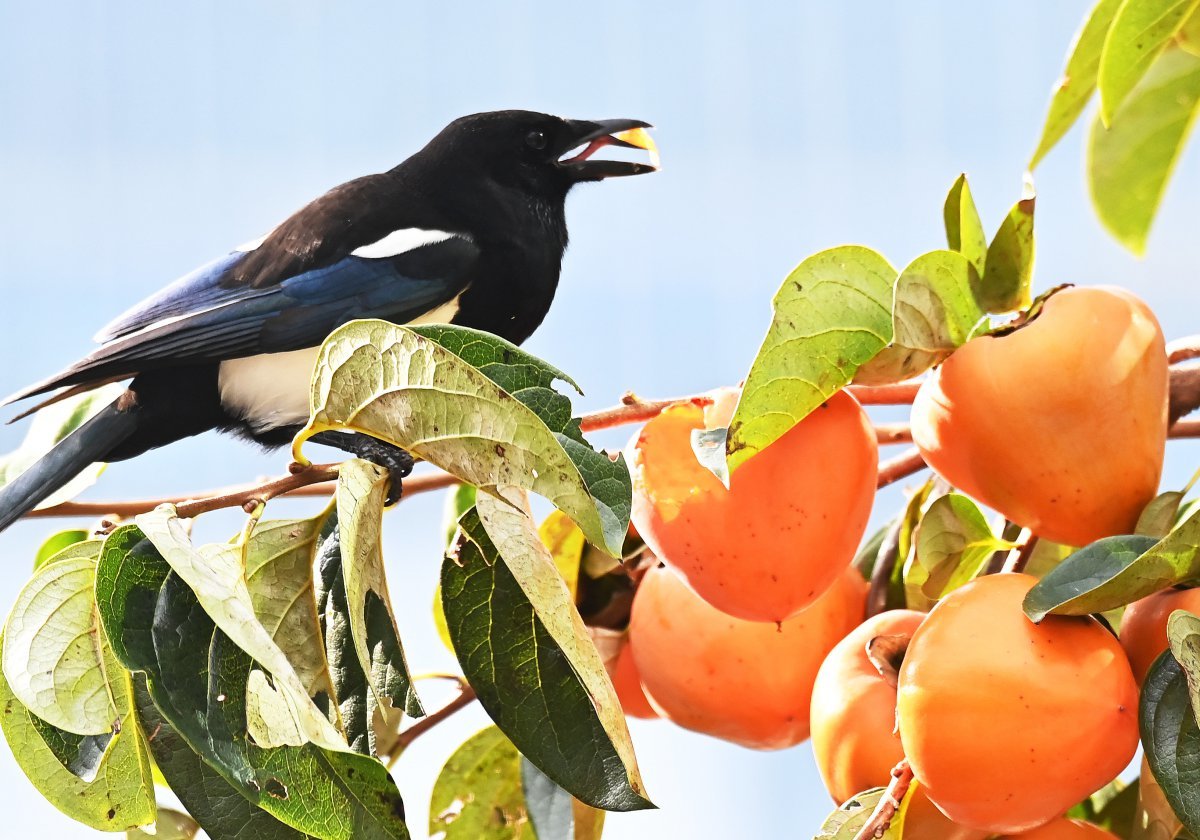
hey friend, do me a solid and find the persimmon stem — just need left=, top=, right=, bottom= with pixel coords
left=853, top=759, right=914, bottom=840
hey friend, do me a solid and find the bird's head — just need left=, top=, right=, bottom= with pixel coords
left=419, top=110, right=658, bottom=197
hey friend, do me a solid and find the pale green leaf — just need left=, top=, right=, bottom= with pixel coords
left=429, top=726, right=531, bottom=839
left=1030, top=0, right=1125, bottom=168
left=442, top=483, right=476, bottom=552
left=943, top=174, right=988, bottom=276
left=294, top=321, right=629, bottom=556
left=127, top=808, right=200, bottom=839
left=135, top=505, right=348, bottom=751
left=1140, top=491, right=1188, bottom=537
left=1099, top=0, right=1200, bottom=123
left=2, top=545, right=114, bottom=735
left=0, top=384, right=125, bottom=508
left=854, top=250, right=983, bottom=384
left=913, top=494, right=1011, bottom=600
left=244, top=507, right=338, bottom=707
left=727, top=246, right=895, bottom=472
left=1090, top=47, right=1200, bottom=254
left=813, top=785, right=908, bottom=840
left=1181, top=6, right=1200, bottom=55
left=336, top=459, right=423, bottom=719
left=33, top=530, right=92, bottom=571
left=979, top=184, right=1036, bottom=313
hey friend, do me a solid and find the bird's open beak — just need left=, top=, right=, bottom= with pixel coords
left=558, top=118, right=659, bottom=181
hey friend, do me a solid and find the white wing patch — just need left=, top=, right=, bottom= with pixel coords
left=351, top=228, right=457, bottom=258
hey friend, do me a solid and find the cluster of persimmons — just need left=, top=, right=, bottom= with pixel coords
left=600, top=286, right=1182, bottom=838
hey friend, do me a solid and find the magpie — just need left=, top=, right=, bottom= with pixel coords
left=0, top=110, right=656, bottom=531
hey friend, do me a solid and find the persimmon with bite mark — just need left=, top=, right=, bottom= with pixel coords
left=629, top=387, right=877, bottom=622
left=629, top=563, right=865, bottom=749
left=911, top=286, right=1167, bottom=547
left=897, top=574, right=1139, bottom=834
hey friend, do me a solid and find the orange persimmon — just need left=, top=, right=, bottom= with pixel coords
left=629, top=563, right=865, bottom=749
left=1119, top=587, right=1200, bottom=683
left=629, top=387, right=877, bottom=622
left=999, top=817, right=1121, bottom=839
left=911, top=286, right=1167, bottom=547
left=897, top=574, right=1139, bottom=834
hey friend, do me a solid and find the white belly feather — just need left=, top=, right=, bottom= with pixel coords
left=218, top=347, right=321, bottom=432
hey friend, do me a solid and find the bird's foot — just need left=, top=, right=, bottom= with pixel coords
left=308, top=431, right=414, bottom=504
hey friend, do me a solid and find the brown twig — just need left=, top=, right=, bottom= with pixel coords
left=1168, top=335, right=1200, bottom=366
left=853, top=759, right=914, bottom=840
left=866, top=517, right=904, bottom=619
left=392, top=684, right=477, bottom=754
left=877, top=448, right=928, bottom=490
left=1002, top=534, right=1040, bottom=575
left=874, top=423, right=913, bottom=445
left=848, top=382, right=922, bottom=405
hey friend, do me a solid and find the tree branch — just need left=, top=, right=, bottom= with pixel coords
left=853, top=759, right=914, bottom=840
left=392, top=684, right=478, bottom=755
left=877, top=448, right=927, bottom=490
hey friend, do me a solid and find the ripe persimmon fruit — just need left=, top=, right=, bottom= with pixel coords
left=896, top=574, right=1139, bottom=834
left=629, top=563, right=865, bottom=749
left=608, top=637, right=658, bottom=719
left=629, top=387, right=877, bottom=622
left=998, top=817, right=1121, bottom=839
left=911, top=286, right=1167, bottom=547
left=1119, top=587, right=1200, bottom=684
left=810, top=609, right=925, bottom=803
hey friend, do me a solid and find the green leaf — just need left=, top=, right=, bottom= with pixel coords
left=294, top=321, right=630, bottom=556
left=726, top=245, right=895, bottom=472
left=1181, top=6, right=1200, bottom=55
left=1030, top=0, right=1125, bottom=168
left=135, top=506, right=347, bottom=750
left=1089, top=47, right=1200, bottom=254
left=979, top=184, right=1036, bottom=313
left=912, top=494, right=1011, bottom=601
left=1023, top=534, right=1161, bottom=621
left=1169, top=610, right=1200, bottom=722
left=336, top=460, right=424, bottom=721
left=0, top=657, right=155, bottom=831
left=853, top=250, right=984, bottom=384
left=2, top=544, right=115, bottom=735
left=1025, top=507, right=1200, bottom=620
left=813, top=787, right=906, bottom=840
left=127, top=807, right=201, bottom=839
left=442, top=484, right=477, bottom=551
left=442, top=495, right=651, bottom=811
left=132, top=680, right=314, bottom=840
left=244, top=508, right=340, bottom=715
left=429, top=726, right=530, bottom=839
left=95, top=529, right=411, bottom=839
left=943, top=174, right=988, bottom=277
left=1141, top=652, right=1200, bottom=837
left=852, top=521, right=893, bottom=580
left=314, top=520, right=373, bottom=756
left=1099, top=0, right=1200, bottom=123
left=1141, top=492, right=1188, bottom=538
left=33, top=529, right=91, bottom=570
left=897, top=478, right=939, bottom=612
left=0, top=384, right=125, bottom=508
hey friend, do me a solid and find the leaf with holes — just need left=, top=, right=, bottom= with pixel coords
left=442, top=494, right=651, bottom=811
left=1029, top=0, right=1124, bottom=168
left=1089, top=47, right=1200, bottom=254
left=854, top=250, right=983, bottom=384
left=429, top=726, right=530, bottom=839
left=294, top=321, right=629, bottom=556
left=726, top=246, right=895, bottom=473
left=94, top=527, right=411, bottom=840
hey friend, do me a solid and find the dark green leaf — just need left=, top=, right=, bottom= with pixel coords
left=95, top=528, right=412, bottom=840
left=979, top=185, right=1035, bottom=313
left=728, top=245, right=895, bottom=472
left=1030, top=0, right=1124, bottom=168
left=1089, top=47, right=1200, bottom=254
left=1025, top=508, right=1200, bottom=620
left=943, top=174, right=987, bottom=277
left=853, top=521, right=893, bottom=580
left=443, top=498, right=651, bottom=811
left=132, top=679, right=312, bottom=840
left=1023, top=535, right=1160, bottom=620
left=1098, top=0, right=1200, bottom=123
left=295, top=321, right=630, bottom=556
left=1141, top=652, right=1200, bottom=836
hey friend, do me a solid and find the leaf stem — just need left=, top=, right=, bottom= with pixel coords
left=852, top=759, right=914, bottom=840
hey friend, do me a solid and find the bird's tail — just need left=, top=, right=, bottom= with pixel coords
left=0, top=400, right=139, bottom=533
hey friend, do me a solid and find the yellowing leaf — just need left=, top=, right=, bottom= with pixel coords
left=1099, top=0, right=1200, bottom=123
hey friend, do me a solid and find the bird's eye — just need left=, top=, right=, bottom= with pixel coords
left=525, top=130, right=548, bottom=151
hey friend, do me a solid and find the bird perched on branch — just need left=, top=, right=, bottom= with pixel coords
left=0, top=110, right=657, bottom=530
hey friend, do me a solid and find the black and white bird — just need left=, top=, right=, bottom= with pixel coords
left=0, top=110, right=657, bottom=530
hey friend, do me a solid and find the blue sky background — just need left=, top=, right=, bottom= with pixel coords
left=1, top=2, right=1198, bottom=837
